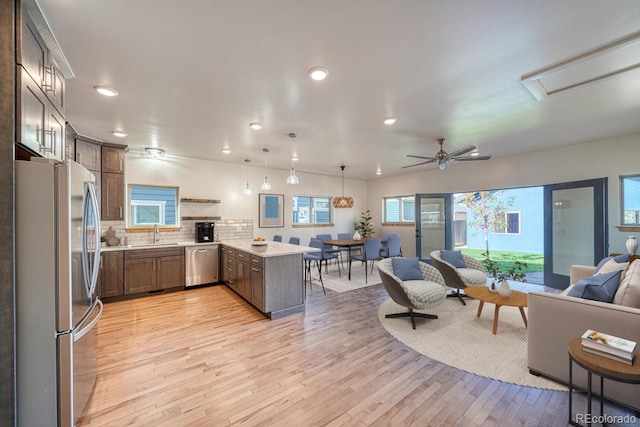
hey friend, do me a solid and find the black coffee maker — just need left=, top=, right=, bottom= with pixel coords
left=195, top=222, right=215, bottom=243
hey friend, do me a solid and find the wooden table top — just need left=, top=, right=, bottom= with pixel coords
left=568, top=337, right=640, bottom=383
left=323, top=238, right=387, bottom=247
left=464, top=285, right=528, bottom=308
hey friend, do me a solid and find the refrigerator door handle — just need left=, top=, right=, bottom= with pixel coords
left=74, top=299, right=103, bottom=342
left=82, top=182, right=102, bottom=298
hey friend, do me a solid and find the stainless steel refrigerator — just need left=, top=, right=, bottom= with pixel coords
left=16, top=158, right=102, bottom=426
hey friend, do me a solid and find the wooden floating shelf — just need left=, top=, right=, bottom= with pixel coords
left=180, top=198, right=220, bottom=204
left=181, top=216, right=221, bottom=221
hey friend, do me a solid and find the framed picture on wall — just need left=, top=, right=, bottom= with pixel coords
left=259, top=193, right=284, bottom=228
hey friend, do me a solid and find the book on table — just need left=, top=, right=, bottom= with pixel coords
left=581, top=345, right=634, bottom=365
left=581, top=329, right=637, bottom=359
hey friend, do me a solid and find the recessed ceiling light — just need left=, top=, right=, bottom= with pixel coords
left=249, top=122, right=262, bottom=130
left=112, top=130, right=128, bottom=138
left=308, top=66, right=329, bottom=81
left=376, top=167, right=382, bottom=175
left=221, top=148, right=231, bottom=154
left=383, top=117, right=397, bottom=125
left=291, top=154, right=299, bottom=161
left=93, top=85, right=118, bottom=97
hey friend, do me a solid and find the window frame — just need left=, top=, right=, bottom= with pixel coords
left=292, top=195, right=334, bottom=227
left=382, top=195, right=415, bottom=225
left=492, top=211, right=521, bottom=235
left=620, top=174, right=640, bottom=226
left=127, top=184, right=180, bottom=229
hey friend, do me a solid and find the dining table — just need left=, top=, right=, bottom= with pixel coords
left=322, top=237, right=387, bottom=280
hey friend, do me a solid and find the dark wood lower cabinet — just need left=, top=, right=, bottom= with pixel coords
left=221, top=245, right=303, bottom=319
left=101, top=251, right=124, bottom=298
left=124, top=247, right=184, bottom=295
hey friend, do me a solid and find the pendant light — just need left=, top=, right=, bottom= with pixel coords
left=286, top=132, right=299, bottom=185
left=333, top=165, right=354, bottom=208
left=260, top=148, right=272, bottom=190
left=243, top=159, right=252, bottom=195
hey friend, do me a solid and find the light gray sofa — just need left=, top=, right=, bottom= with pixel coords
left=527, top=263, right=640, bottom=410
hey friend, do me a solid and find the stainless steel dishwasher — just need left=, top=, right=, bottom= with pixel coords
left=185, top=245, right=219, bottom=287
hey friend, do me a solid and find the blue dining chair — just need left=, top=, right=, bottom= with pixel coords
left=381, top=233, right=401, bottom=257
left=273, top=235, right=283, bottom=242
left=303, top=239, right=325, bottom=295
left=352, top=238, right=382, bottom=283
left=380, top=236, right=402, bottom=258
left=316, top=234, right=341, bottom=273
left=288, top=236, right=300, bottom=245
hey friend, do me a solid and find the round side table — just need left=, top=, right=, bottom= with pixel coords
left=568, top=337, right=640, bottom=426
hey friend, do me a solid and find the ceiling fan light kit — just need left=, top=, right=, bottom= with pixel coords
left=333, top=165, right=354, bottom=208
left=403, top=138, right=492, bottom=170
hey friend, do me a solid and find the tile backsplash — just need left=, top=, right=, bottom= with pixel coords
left=101, top=219, right=253, bottom=247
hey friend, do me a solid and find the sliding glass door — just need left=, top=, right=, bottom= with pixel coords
left=415, top=194, right=452, bottom=261
left=543, top=178, right=608, bottom=289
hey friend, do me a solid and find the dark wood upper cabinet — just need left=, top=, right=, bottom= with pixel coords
left=102, top=146, right=125, bottom=174
left=102, top=172, right=124, bottom=220
left=75, top=138, right=101, bottom=171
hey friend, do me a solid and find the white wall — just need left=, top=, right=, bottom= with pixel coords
left=125, top=133, right=639, bottom=256
left=126, top=155, right=367, bottom=245
left=368, top=133, right=640, bottom=257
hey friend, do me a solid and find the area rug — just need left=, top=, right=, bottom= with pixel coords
left=378, top=297, right=566, bottom=390
left=315, top=261, right=381, bottom=293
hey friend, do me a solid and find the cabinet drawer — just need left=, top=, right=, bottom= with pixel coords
left=125, top=247, right=185, bottom=259
left=251, top=255, right=264, bottom=267
left=222, top=246, right=236, bottom=257
left=236, top=250, right=250, bottom=261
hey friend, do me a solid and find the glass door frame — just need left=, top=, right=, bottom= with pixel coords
left=415, top=193, right=453, bottom=262
left=543, top=178, right=608, bottom=288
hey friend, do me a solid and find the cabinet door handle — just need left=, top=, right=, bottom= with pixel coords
left=120, top=158, right=124, bottom=172
left=251, top=267, right=260, bottom=273
left=119, top=207, right=123, bottom=218
left=43, top=129, right=53, bottom=154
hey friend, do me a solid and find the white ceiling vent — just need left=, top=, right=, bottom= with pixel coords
left=522, top=31, right=640, bottom=100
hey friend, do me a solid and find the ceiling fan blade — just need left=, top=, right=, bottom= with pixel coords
left=452, top=155, right=492, bottom=161
left=401, top=159, right=437, bottom=169
left=446, top=145, right=477, bottom=158
left=406, top=154, right=436, bottom=160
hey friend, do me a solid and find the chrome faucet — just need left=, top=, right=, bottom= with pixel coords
left=153, top=224, right=160, bottom=243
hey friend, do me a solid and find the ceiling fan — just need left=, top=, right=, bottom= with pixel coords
left=403, top=138, right=492, bottom=170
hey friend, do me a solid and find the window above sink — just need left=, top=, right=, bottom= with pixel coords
left=128, top=184, right=180, bottom=229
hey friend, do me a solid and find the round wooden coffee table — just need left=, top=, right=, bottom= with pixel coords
left=463, top=286, right=528, bottom=335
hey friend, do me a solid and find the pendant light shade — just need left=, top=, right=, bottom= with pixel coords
left=243, top=159, right=252, bottom=195
left=333, top=165, right=354, bottom=208
left=260, top=148, right=271, bottom=190
left=286, top=133, right=299, bottom=185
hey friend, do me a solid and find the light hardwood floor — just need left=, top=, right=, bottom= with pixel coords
left=79, top=283, right=638, bottom=426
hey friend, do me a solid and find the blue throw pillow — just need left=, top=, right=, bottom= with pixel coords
left=567, top=270, right=623, bottom=303
left=392, top=258, right=423, bottom=281
left=594, top=254, right=630, bottom=273
left=440, top=250, right=466, bottom=268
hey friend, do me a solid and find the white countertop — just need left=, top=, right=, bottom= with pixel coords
left=100, top=240, right=319, bottom=256
left=101, top=241, right=219, bottom=252
left=222, top=240, right=319, bottom=257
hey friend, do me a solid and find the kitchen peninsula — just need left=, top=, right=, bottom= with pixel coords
left=221, top=240, right=317, bottom=319
left=100, top=239, right=316, bottom=320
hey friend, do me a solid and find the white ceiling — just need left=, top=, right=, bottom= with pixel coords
left=36, top=0, right=640, bottom=180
